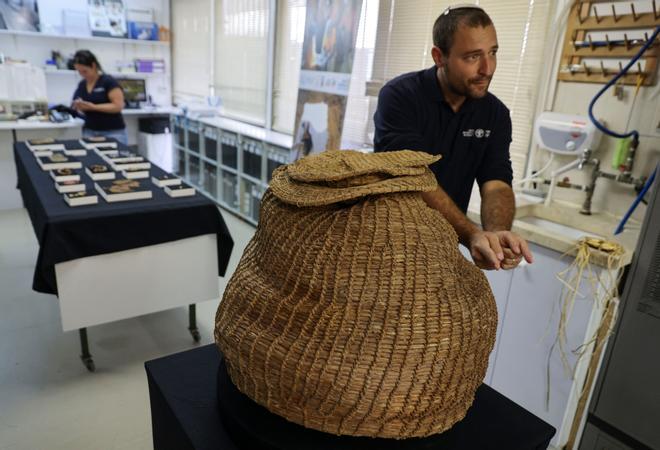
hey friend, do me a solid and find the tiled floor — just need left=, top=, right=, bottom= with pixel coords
left=0, top=207, right=255, bottom=450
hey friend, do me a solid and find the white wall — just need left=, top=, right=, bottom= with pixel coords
left=38, top=0, right=170, bottom=35
left=524, top=0, right=660, bottom=222
left=543, top=82, right=660, bottom=220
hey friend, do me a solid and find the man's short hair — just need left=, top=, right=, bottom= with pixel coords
left=432, top=5, right=493, bottom=55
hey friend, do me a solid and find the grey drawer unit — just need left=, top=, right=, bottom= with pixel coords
left=266, top=144, right=288, bottom=182
left=221, top=169, right=239, bottom=210
left=220, top=131, right=239, bottom=170
left=185, top=120, right=201, bottom=155
left=203, top=126, right=218, bottom=162
left=240, top=137, right=264, bottom=181
left=172, top=115, right=186, bottom=148
left=172, top=114, right=292, bottom=226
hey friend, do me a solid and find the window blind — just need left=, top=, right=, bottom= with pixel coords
left=342, top=0, right=379, bottom=148
left=214, top=0, right=270, bottom=125
left=171, top=0, right=212, bottom=102
left=272, top=0, right=306, bottom=134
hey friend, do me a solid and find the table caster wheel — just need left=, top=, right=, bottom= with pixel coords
left=190, top=328, right=201, bottom=343
left=82, top=356, right=96, bottom=372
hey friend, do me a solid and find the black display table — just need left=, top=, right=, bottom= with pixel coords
left=13, top=142, right=233, bottom=295
left=145, top=344, right=555, bottom=450
left=13, top=141, right=234, bottom=370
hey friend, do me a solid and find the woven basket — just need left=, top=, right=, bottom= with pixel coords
left=215, top=149, right=497, bottom=439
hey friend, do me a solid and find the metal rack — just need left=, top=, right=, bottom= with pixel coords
left=172, top=115, right=290, bottom=225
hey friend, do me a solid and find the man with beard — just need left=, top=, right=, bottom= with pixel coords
left=374, top=4, right=533, bottom=271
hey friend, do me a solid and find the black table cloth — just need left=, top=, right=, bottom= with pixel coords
left=145, top=344, right=556, bottom=450
left=13, top=142, right=234, bottom=295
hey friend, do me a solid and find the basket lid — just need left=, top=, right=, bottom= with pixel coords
left=270, top=150, right=440, bottom=207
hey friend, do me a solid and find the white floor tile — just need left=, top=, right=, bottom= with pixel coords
left=0, top=207, right=255, bottom=449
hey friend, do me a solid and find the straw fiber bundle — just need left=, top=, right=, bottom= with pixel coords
left=215, top=149, right=497, bottom=439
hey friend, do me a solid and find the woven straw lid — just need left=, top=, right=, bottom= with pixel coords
left=270, top=150, right=440, bottom=207
left=215, top=149, right=497, bottom=439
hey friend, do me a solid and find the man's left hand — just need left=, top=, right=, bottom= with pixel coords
left=494, top=230, right=533, bottom=270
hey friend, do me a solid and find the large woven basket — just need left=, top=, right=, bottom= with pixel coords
left=215, top=150, right=497, bottom=439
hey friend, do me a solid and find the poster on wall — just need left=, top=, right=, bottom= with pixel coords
left=0, top=0, right=40, bottom=32
left=88, top=0, right=127, bottom=38
left=290, top=0, right=363, bottom=161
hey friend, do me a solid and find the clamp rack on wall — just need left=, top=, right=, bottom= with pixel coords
left=559, top=0, right=660, bottom=85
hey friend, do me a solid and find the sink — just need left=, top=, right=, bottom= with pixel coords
left=515, top=216, right=603, bottom=241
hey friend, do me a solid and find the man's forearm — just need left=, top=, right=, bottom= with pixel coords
left=421, top=187, right=479, bottom=246
left=480, top=182, right=515, bottom=232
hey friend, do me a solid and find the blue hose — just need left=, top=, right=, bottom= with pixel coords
left=586, top=26, right=660, bottom=234
left=614, top=166, right=657, bottom=235
left=588, top=26, right=660, bottom=143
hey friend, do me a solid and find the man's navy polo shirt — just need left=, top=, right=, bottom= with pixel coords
left=373, top=66, right=513, bottom=213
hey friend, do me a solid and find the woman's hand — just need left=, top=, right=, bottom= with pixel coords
left=73, top=99, right=96, bottom=112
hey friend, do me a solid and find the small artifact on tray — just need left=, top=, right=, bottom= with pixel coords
left=121, top=167, right=149, bottom=179
left=151, top=173, right=182, bottom=187
left=28, top=138, right=56, bottom=145
left=37, top=154, right=82, bottom=171
left=64, top=190, right=98, bottom=207
left=55, top=179, right=85, bottom=194
left=50, top=168, right=80, bottom=183
left=85, top=164, right=115, bottom=181
left=164, top=182, right=195, bottom=197
left=95, top=178, right=152, bottom=202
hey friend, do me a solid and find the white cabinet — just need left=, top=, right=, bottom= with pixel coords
left=488, top=242, right=613, bottom=448
left=459, top=245, right=514, bottom=385
left=462, top=240, right=614, bottom=448
left=482, top=268, right=514, bottom=385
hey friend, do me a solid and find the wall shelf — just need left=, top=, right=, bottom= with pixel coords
left=0, top=29, right=169, bottom=46
left=43, top=70, right=169, bottom=78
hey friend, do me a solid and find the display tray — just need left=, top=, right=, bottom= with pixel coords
left=95, top=178, right=153, bottom=202
left=164, top=183, right=195, bottom=198
left=64, top=190, right=98, bottom=207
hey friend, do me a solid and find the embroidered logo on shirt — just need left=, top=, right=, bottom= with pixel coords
left=462, top=129, right=491, bottom=138
left=93, top=87, right=106, bottom=93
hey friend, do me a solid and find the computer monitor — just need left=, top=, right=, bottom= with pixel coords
left=116, top=78, right=147, bottom=108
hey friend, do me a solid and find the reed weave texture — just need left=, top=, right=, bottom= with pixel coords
left=215, top=149, right=497, bottom=438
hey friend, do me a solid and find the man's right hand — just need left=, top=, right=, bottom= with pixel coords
left=468, top=230, right=504, bottom=270
left=468, top=230, right=533, bottom=270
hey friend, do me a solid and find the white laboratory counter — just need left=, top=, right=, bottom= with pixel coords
left=0, top=119, right=84, bottom=131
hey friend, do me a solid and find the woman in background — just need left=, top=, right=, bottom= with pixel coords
left=71, top=50, right=128, bottom=144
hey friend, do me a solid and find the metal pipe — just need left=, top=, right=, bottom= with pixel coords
left=581, top=158, right=600, bottom=215
left=541, top=179, right=588, bottom=191
left=544, top=157, right=583, bottom=206
left=621, top=135, right=639, bottom=180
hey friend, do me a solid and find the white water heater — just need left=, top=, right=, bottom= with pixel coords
left=534, top=112, right=602, bottom=155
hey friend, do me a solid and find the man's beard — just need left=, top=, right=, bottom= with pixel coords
left=443, top=65, right=491, bottom=99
